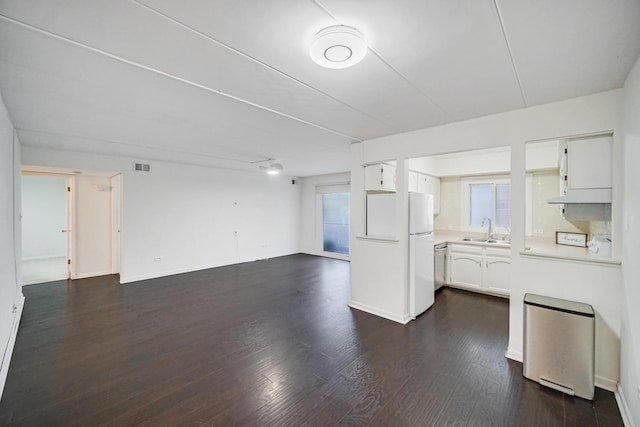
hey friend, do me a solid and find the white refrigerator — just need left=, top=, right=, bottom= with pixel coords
left=366, top=192, right=435, bottom=319
left=409, top=192, right=435, bottom=319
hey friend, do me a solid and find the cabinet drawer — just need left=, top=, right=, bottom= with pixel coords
left=448, top=244, right=483, bottom=255
left=485, top=247, right=510, bottom=258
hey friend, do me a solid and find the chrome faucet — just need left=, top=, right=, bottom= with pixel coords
left=481, top=217, right=493, bottom=240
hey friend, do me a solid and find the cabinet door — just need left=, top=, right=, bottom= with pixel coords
left=567, top=135, right=612, bottom=189
left=449, top=253, right=483, bottom=291
left=416, top=174, right=428, bottom=193
left=381, top=165, right=396, bottom=191
left=431, top=176, right=441, bottom=215
left=365, top=164, right=396, bottom=192
left=408, top=171, right=418, bottom=192
left=483, top=255, right=510, bottom=296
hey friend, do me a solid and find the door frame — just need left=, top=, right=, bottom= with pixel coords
left=315, top=183, right=351, bottom=260
left=110, top=174, right=122, bottom=275
left=21, top=167, right=122, bottom=282
left=20, top=170, right=74, bottom=280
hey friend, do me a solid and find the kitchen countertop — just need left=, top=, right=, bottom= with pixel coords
left=433, top=230, right=621, bottom=266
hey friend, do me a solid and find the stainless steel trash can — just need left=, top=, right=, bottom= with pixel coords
left=523, top=293, right=595, bottom=400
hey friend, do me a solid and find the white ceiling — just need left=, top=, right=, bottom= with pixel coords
left=0, top=0, right=639, bottom=177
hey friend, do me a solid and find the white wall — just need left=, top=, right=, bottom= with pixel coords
left=433, top=177, right=461, bottom=231
left=620, top=55, right=640, bottom=426
left=409, top=146, right=511, bottom=177
left=351, top=89, right=624, bottom=386
left=529, top=170, right=590, bottom=238
left=21, top=147, right=301, bottom=284
left=0, top=93, right=25, bottom=398
left=21, top=175, right=67, bottom=259
left=74, top=175, right=112, bottom=279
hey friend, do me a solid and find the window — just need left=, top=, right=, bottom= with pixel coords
left=461, top=176, right=511, bottom=232
left=321, top=192, right=350, bottom=256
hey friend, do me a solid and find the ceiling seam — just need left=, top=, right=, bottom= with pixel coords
left=367, top=48, right=451, bottom=116
left=15, top=128, right=265, bottom=164
left=130, top=0, right=400, bottom=134
left=0, top=14, right=363, bottom=143
left=492, top=0, right=527, bottom=107
left=311, top=0, right=452, bottom=119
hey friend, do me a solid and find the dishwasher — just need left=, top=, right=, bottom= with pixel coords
left=434, top=243, right=447, bottom=291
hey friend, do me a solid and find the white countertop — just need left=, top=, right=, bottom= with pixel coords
left=433, top=230, right=621, bottom=266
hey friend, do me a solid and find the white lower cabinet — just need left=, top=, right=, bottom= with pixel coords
left=483, top=249, right=511, bottom=295
left=447, top=244, right=510, bottom=297
left=449, top=247, right=483, bottom=291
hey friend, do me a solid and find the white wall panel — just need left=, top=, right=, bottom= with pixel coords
left=0, top=93, right=24, bottom=398
left=620, top=55, right=640, bottom=426
left=21, top=175, right=67, bottom=259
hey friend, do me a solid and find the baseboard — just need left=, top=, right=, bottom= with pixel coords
left=73, top=270, right=112, bottom=280
left=595, top=375, right=618, bottom=392
left=22, top=255, right=65, bottom=261
left=615, top=383, right=636, bottom=427
left=299, top=251, right=350, bottom=261
left=120, top=252, right=297, bottom=284
left=121, top=261, right=244, bottom=284
left=0, top=292, right=25, bottom=400
left=505, top=348, right=523, bottom=362
left=348, top=300, right=409, bottom=324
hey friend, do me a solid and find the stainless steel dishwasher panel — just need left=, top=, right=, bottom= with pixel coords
left=523, top=293, right=595, bottom=400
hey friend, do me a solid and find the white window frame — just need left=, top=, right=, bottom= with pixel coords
left=460, top=174, right=511, bottom=234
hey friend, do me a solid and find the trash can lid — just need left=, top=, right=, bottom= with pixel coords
left=524, top=293, right=594, bottom=317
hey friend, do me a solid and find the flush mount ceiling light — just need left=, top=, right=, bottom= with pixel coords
left=259, top=162, right=284, bottom=175
left=309, top=25, right=367, bottom=69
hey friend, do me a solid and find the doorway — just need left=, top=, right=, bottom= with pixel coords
left=21, top=174, right=71, bottom=284
left=21, top=169, right=122, bottom=285
left=315, top=183, right=350, bottom=258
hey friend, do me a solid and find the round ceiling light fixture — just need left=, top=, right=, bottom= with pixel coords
left=259, top=161, right=284, bottom=175
left=309, top=25, right=367, bottom=69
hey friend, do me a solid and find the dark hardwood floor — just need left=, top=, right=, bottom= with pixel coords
left=0, top=254, right=623, bottom=426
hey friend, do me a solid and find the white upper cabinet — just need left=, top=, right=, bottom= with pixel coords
left=408, top=171, right=419, bottom=193
left=566, top=134, right=612, bottom=190
left=429, top=176, right=441, bottom=215
left=415, top=173, right=440, bottom=215
left=365, top=164, right=396, bottom=192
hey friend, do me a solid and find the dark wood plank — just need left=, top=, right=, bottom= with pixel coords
left=0, top=254, right=623, bottom=426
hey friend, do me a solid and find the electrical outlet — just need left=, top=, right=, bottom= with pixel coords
left=153, top=256, right=161, bottom=262
left=534, top=228, right=544, bottom=235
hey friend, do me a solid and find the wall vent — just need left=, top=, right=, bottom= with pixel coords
left=133, top=162, right=151, bottom=172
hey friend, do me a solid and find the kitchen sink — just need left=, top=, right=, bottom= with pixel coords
left=461, top=237, right=511, bottom=246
